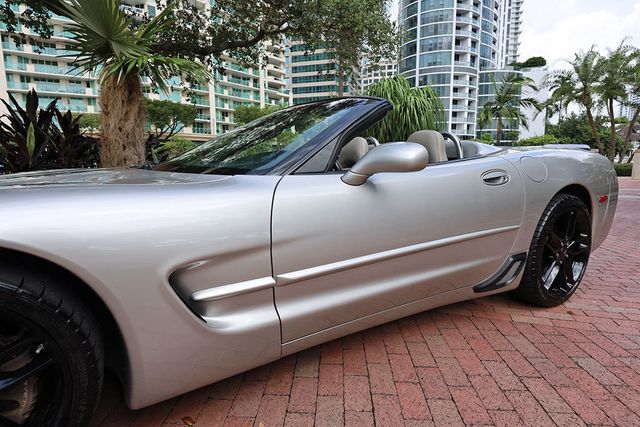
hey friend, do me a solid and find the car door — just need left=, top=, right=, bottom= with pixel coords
left=271, top=155, right=525, bottom=343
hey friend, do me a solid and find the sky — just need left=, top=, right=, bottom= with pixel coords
left=519, top=0, right=640, bottom=68
left=391, top=0, right=640, bottom=68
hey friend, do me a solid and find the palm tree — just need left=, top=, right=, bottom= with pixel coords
left=598, top=42, right=634, bottom=161
left=365, top=76, right=445, bottom=142
left=478, top=73, right=541, bottom=146
left=57, top=0, right=211, bottom=167
left=620, top=53, right=640, bottom=163
left=544, top=70, right=574, bottom=121
left=545, top=47, right=606, bottom=155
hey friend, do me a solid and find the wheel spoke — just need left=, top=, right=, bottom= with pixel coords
left=547, top=230, right=563, bottom=250
left=563, top=261, right=576, bottom=285
left=564, top=210, right=577, bottom=240
left=0, top=335, right=34, bottom=366
left=543, top=261, right=560, bottom=290
left=0, top=353, right=53, bottom=393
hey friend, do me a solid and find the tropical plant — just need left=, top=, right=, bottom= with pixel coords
left=5, top=0, right=394, bottom=80
left=511, top=56, right=547, bottom=69
left=54, top=0, right=211, bottom=168
left=74, top=113, right=101, bottom=132
left=544, top=47, right=606, bottom=154
left=619, top=49, right=640, bottom=163
left=478, top=73, right=541, bottom=146
left=151, top=136, right=197, bottom=163
left=516, top=134, right=570, bottom=146
left=146, top=99, right=198, bottom=143
left=234, top=104, right=285, bottom=126
left=598, top=42, right=635, bottom=161
left=365, top=76, right=445, bottom=142
left=0, top=90, right=98, bottom=173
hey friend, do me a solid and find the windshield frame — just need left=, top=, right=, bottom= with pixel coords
left=155, top=97, right=390, bottom=176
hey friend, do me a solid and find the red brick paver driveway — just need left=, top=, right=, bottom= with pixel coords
left=94, top=178, right=640, bottom=427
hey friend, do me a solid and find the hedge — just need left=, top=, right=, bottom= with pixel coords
left=614, top=163, right=633, bottom=177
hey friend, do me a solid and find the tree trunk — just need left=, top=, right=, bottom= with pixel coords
left=99, top=72, right=147, bottom=167
left=496, top=114, right=503, bottom=147
left=585, top=108, right=604, bottom=155
left=607, top=98, right=617, bottom=161
left=619, top=106, right=640, bottom=163
left=337, top=60, right=345, bottom=97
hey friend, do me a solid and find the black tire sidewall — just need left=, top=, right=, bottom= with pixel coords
left=0, top=278, right=102, bottom=427
left=518, top=194, right=592, bottom=307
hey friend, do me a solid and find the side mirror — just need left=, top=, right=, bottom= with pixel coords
left=341, top=142, right=428, bottom=186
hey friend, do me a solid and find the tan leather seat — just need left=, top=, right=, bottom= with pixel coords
left=407, top=131, right=448, bottom=163
left=338, top=137, right=369, bottom=169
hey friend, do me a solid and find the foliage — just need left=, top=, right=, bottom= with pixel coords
left=234, top=104, right=285, bottom=126
left=478, top=73, right=541, bottom=146
left=478, top=133, right=494, bottom=144
left=517, top=134, right=570, bottom=146
left=511, top=56, right=547, bottom=69
left=303, top=0, right=397, bottom=95
left=0, top=90, right=98, bottom=173
left=3, top=0, right=395, bottom=76
left=545, top=47, right=608, bottom=156
left=598, top=42, right=636, bottom=161
left=365, top=76, right=445, bottom=143
left=151, top=136, right=196, bottom=163
left=146, top=99, right=197, bottom=142
left=49, top=0, right=212, bottom=167
left=74, top=113, right=100, bottom=132
left=614, top=163, right=633, bottom=176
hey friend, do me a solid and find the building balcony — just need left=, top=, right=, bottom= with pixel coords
left=2, top=41, right=24, bottom=51
left=36, top=83, right=87, bottom=94
left=7, top=81, right=29, bottom=90
left=4, top=62, right=27, bottom=71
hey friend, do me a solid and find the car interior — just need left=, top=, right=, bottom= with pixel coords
left=335, top=130, right=489, bottom=171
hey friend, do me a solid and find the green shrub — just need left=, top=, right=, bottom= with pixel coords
left=0, top=90, right=98, bottom=173
left=614, top=162, right=633, bottom=177
left=153, top=136, right=196, bottom=161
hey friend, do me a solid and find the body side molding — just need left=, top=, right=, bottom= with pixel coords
left=191, top=277, right=276, bottom=302
left=276, top=225, right=521, bottom=287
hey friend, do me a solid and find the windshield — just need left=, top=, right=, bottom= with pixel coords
left=156, top=98, right=375, bottom=175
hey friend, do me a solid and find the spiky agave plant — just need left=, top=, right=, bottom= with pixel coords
left=365, top=76, right=445, bottom=142
left=59, top=0, right=211, bottom=167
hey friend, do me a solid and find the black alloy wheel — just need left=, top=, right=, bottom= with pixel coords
left=515, top=194, right=592, bottom=306
left=0, top=257, right=103, bottom=427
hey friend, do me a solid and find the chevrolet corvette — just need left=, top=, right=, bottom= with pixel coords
left=0, top=97, right=618, bottom=425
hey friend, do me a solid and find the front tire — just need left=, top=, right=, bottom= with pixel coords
left=0, top=260, right=103, bottom=426
left=515, top=194, right=592, bottom=307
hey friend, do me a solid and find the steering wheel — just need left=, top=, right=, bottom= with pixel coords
left=441, top=131, right=464, bottom=160
left=366, top=136, right=381, bottom=147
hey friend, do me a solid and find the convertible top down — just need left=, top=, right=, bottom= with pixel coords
left=0, top=97, right=617, bottom=425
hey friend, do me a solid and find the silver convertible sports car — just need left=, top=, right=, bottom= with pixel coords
left=0, top=97, right=617, bottom=425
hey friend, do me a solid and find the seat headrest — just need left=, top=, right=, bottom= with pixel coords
left=339, top=137, right=369, bottom=169
left=407, top=130, right=448, bottom=163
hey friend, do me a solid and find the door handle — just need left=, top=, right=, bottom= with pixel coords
left=482, top=169, right=510, bottom=186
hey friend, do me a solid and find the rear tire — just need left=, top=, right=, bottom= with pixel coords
left=515, top=194, right=591, bottom=307
left=0, top=259, right=103, bottom=426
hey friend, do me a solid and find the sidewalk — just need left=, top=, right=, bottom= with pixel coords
left=94, top=178, right=640, bottom=427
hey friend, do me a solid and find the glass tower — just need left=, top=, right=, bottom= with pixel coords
left=399, top=0, right=522, bottom=139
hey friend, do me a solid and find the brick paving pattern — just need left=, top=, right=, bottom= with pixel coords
left=94, top=178, right=640, bottom=426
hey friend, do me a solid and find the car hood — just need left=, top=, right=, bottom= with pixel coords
left=0, top=168, right=231, bottom=189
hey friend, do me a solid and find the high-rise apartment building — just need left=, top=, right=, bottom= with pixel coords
left=0, top=0, right=291, bottom=139
left=360, top=58, right=398, bottom=92
left=501, top=0, right=523, bottom=66
left=398, top=0, right=524, bottom=139
left=286, top=40, right=359, bottom=105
